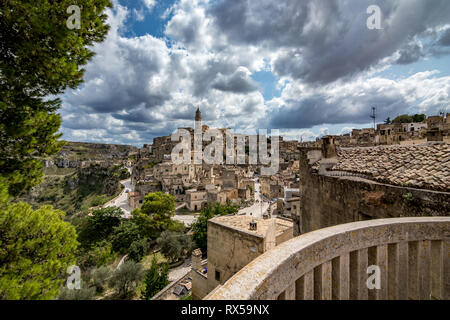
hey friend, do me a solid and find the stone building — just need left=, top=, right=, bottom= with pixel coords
left=128, top=191, right=143, bottom=209
left=186, top=188, right=208, bottom=211
left=295, top=140, right=450, bottom=235
left=191, top=215, right=293, bottom=300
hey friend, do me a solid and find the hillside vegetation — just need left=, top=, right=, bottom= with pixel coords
left=19, top=164, right=129, bottom=214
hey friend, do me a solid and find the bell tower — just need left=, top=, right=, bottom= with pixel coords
left=195, top=107, right=202, bottom=122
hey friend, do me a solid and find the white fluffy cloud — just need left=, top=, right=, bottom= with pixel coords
left=60, top=0, right=450, bottom=146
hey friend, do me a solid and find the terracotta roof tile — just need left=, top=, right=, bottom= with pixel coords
left=330, top=143, right=450, bottom=192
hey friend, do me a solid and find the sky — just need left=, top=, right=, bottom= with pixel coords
left=59, top=0, right=450, bottom=146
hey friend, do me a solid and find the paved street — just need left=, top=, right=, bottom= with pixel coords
left=237, top=179, right=270, bottom=218
left=168, top=257, right=192, bottom=282
left=173, top=214, right=198, bottom=227
left=104, top=168, right=134, bottom=218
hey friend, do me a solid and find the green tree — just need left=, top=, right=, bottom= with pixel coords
left=412, top=114, right=426, bottom=123
left=392, top=114, right=413, bottom=124
left=128, top=239, right=148, bottom=263
left=156, top=231, right=193, bottom=263
left=111, top=220, right=142, bottom=253
left=108, top=261, right=144, bottom=299
left=384, top=117, right=391, bottom=124
left=91, top=266, right=111, bottom=293
left=77, top=240, right=116, bottom=269
left=57, top=281, right=96, bottom=300
left=0, top=183, right=78, bottom=300
left=78, top=207, right=123, bottom=247
left=132, top=192, right=180, bottom=239
left=191, top=203, right=239, bottom=252
left=0, top=0, right=112, bottom=196
left=142, top=256, right=169, bottom=300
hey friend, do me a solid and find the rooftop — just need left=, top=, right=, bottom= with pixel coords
left=210, top=215, right=293, bottom=237
left=329, top=142, right=449, bottom=192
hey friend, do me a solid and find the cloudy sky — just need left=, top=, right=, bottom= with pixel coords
left=60, top=0, right=450, bottom=146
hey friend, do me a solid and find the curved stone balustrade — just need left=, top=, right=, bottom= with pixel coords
left=205, top=217, right=449, bottom=300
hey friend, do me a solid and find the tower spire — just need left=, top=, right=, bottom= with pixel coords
left=195, top=107, right=202, bottom=122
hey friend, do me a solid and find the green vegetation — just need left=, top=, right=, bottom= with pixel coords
left=143, top=159, right=162, bottom=169
left=19, top=165, right=125, bottom=214
left=111, top=220, right=142, bottom=253
left=132, top=192, right=185, bottom=239
left=156, top=231, right=193, bottom=263
left=142, top=256, right=169, bottom=300
left=128, top=239, right=148, bottom=263
left=182, top=292, right=193, bottom=300
left=0, top=184, right=78, bottom=300
left=108, top=261, right=144, bottom=299
left=78, top=207, right=123, bottom=247
left=58, top=281, right=96, bottom=300
left=0, top=0, right=111, bottom=197
left=392, top=114, right=426, bottom=124
left=0, top=0, right=115, bottom=300
left=191, top=203, right=239, bottom=252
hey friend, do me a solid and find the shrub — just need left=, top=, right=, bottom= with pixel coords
left=108, top=261, right=144, bottom=299
left=129, top=239, right=148, bottom=263
left=58, top=281, right=96, bottom=300
left=77, top=241, right=116, bottom=269
left=142, top=256, right=169, bottom=300
left=157, top=231, right=193, bottom=263
left=91, top=266, right=112, bottom=293
left=111, top=220, right=142, bottom=253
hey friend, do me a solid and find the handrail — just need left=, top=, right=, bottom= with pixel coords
left=205, top=217, right=449, bottom=300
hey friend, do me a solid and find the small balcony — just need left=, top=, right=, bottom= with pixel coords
left=205, top=217, right=449, bottom=300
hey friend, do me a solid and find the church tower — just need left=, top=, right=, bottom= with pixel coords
left=195, top=107, right=202, bottom=122
left=194, top=107, right=203, bottom=164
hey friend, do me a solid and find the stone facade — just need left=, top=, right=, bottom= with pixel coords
left=191, top=215, right=293, bottom=300
left=295, top=144, right=450, bottom=235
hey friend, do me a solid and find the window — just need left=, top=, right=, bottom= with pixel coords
left=215, top=270, right=221, bottom=281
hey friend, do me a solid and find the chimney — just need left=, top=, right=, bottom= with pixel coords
left=321, top=136, right=337, bottom=159
left=191, top=248, right=202, bottom=271
left=249, top=221, right=257, bottom=231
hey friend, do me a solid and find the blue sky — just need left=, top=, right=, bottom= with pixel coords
left=59, top=0, right=450, bottom=146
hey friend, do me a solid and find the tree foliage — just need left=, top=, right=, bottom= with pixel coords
left=392, top=114, right=427, bottom=124
left=142, top=256, right=169, bottom=300
left=131, top=192, right=182, bottom=239
left=78, top=206, right=123, bottom=247
left=77, top=240, right=116, bottom=269
left=111, top=220, right=142, bottom=253
left=191, top=203, right=239, bottom=252
left=128, top=239, right=148, bottom=263
left=0, top=0, right=112, bottom=196
left=57, top=281, right=96, bottom=300
left=90, top=266, right=111, bottom=293
left=108, top=261, right=144, bottom=299
left=0, top=183, right=78, bottom=300
left=156, top=231, right=193, bottom=263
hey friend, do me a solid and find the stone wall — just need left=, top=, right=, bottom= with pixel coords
left=295, top=149, right=450, bottom=236
left=191, top=269, right=208, bottom=300
left=206, top=220, right=266, bottom=293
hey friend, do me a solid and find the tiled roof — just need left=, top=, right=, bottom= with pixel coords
left=329, top=143, right=450, bottom=192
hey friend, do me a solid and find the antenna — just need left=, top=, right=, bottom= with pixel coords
left=370, top=107, right=376, bottom=130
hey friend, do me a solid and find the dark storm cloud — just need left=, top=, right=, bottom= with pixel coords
left=396, top=42, right=424, bottom=65
left=438, top=28, right=450, bottom=46
left=270, top=95, right=409, bottom=129
left=208, top=0, right=450, bottom=84
left=212, top=68, right=258, bottom=93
